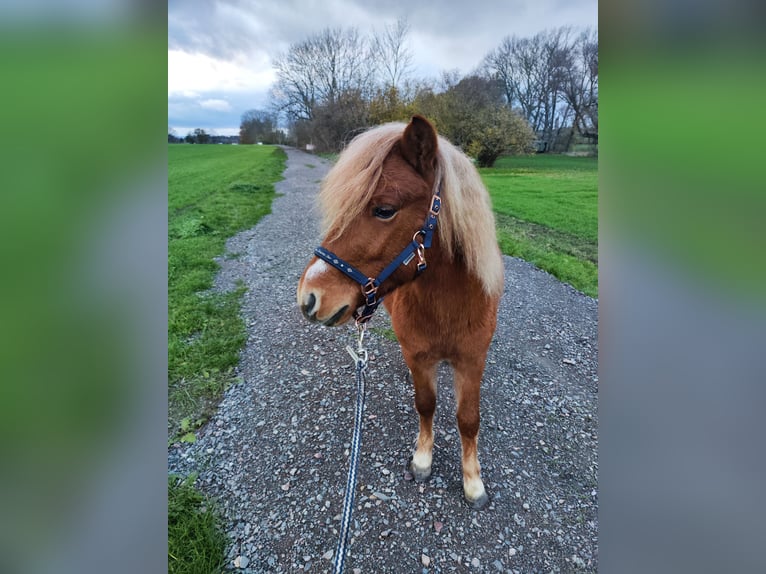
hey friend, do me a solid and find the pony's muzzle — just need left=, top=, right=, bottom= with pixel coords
left=298, top=257, right=358, bottom=326
left=298, top=288, right=350, bottom=327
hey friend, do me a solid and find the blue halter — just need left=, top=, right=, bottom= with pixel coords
left=314, top=187, right=442, bottom=325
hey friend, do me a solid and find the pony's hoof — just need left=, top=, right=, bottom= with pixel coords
left=464, top=478, right=488, bottom=509
left=466, top=491, right=489, bottom=510
left=409, top=460, right=432, bottom=482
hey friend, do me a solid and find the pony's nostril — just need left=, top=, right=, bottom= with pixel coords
left=301, top=292, right=317, bottom=320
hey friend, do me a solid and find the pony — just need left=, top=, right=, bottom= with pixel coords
left=297, top=116, right=504, bottom=508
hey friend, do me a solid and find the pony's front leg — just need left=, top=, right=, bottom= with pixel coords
left=405, top=358, right=438, bottom=482
left=453, top=358, right=489, bottom=509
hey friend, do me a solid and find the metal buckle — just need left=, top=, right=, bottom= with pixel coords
left=412, top=230, right=427, bottom=271
left=428, top=194, right=441, bottom=217
left=362, top=278, right=378, bottom=299
left=416, top=242, right=427, bottom=271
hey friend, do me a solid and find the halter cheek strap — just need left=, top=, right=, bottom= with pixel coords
left=314, top=187, right=442, bottom=324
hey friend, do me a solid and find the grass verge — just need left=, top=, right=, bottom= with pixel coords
left=168, top=144, right=285, bottom=574
left=481, top=154, right=598, bottom=297
left=168, top=474, right=227, bottom=574
left=168, top=144, right=286, bottom=440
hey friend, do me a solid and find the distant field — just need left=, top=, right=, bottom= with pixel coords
left=168, top=144, right=285, bottom=439
left=480, top=155, right=598, bottom=297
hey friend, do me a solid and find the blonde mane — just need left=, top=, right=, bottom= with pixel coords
left=319, top=122, right=504, bottom=298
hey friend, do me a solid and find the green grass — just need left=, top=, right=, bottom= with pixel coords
left=168, top=144, right=284, bottom=574
left=481, top=155, right=598, bottom=297
left=168, top=144, right=286, bottom=439
left=371, top=326, right=398, bottom=342
left=168, top=474, right=227, bottom=574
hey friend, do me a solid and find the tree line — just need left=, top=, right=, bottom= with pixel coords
left=253, top=22, right=596, bottom=165
left=168, top=128, right=240, bottom=145
left=174, top=22, right=598, bottom=166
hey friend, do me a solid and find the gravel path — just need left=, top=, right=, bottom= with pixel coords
left=168, top=147, right=598, bottom=573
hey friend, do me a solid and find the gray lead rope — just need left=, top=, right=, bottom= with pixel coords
left=333, top=326, right=368, bottom=574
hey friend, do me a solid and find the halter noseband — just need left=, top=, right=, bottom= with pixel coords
left=314, top=186, right=442, bottom=325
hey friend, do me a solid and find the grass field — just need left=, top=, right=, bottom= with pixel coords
left=480, top=155, right=598, bottom=297
left=168, top=144, right=286, bottom=439
left=168, top=144, right=285, bottom=574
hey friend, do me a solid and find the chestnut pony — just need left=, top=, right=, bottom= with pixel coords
left=297, top=116, right=504, bottom=508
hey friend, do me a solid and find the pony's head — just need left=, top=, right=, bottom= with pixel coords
left=297, top=115, right=503, bottom=326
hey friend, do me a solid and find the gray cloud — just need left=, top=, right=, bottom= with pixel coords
left=168, top=0, right=597, bottom=131
left=170, top=0, right=596, bottom=67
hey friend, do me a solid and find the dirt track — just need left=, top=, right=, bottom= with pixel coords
left=168, top=147, right=598, bottom=573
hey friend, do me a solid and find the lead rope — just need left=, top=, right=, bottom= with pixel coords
left=333, top=324, right=368, bottom=574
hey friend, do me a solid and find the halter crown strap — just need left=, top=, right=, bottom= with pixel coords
left=314, top=185, right=442, bottom=324
left=422, top=193, right=441, bottom=248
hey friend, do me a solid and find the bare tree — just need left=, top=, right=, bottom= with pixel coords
left=538, top=27, right=574, bottom=145
left=273, top=27, right=376, bottom=122
left=372, top=18, right=414, bottom=90
left=560, top=28, right=598, bottom=145
left=270, top=24, right=592, bottom=154
left=483, top=36, right=539, bottom=125
left=483, top=27, right=586, bottom=151
left=272, top=39, right=321, bottom=121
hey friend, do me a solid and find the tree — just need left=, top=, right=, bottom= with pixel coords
left=444, top=75, right=506, bottom=147
left=466, top=107, right=536, bottom=167
left=272, top=26, right=381, bottom=151
left=408, top=74, right=534, bottom=167
left=414, top=74, right=505, bottom=149
left=481, top=27, right=598, bottom=152
left=372, top=18, right=414, bottom=90
left=560, top=28, right=598, bottom=147
left=273, top=27, right=376, bottom=123
left=362, top=18, right=418, bottom=126
left=239, top=109, right=276, bottom=144
left=192, top=128, right=210, bottom=144
left=309, top=89, right=370, bottom=150
left=269, top=24, right=588, bottom=154
left=367, top=85, right=416, bottom=125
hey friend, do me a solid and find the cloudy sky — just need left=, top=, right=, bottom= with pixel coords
left=168, top=0, right=597, bottom=136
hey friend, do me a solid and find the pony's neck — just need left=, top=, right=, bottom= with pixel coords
left=416, top=234, right=475, bottom=294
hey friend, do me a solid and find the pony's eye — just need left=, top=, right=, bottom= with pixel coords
left=373, top=206, right=398, bottom=220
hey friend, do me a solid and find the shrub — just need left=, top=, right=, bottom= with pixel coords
left=467, top=107, right=535, bottom=167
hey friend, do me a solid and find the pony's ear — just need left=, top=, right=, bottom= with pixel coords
left=401, top=115, right=438, bottom=178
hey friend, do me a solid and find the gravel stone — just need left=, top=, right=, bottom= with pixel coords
left=168, top=147, right=598, bottom=573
